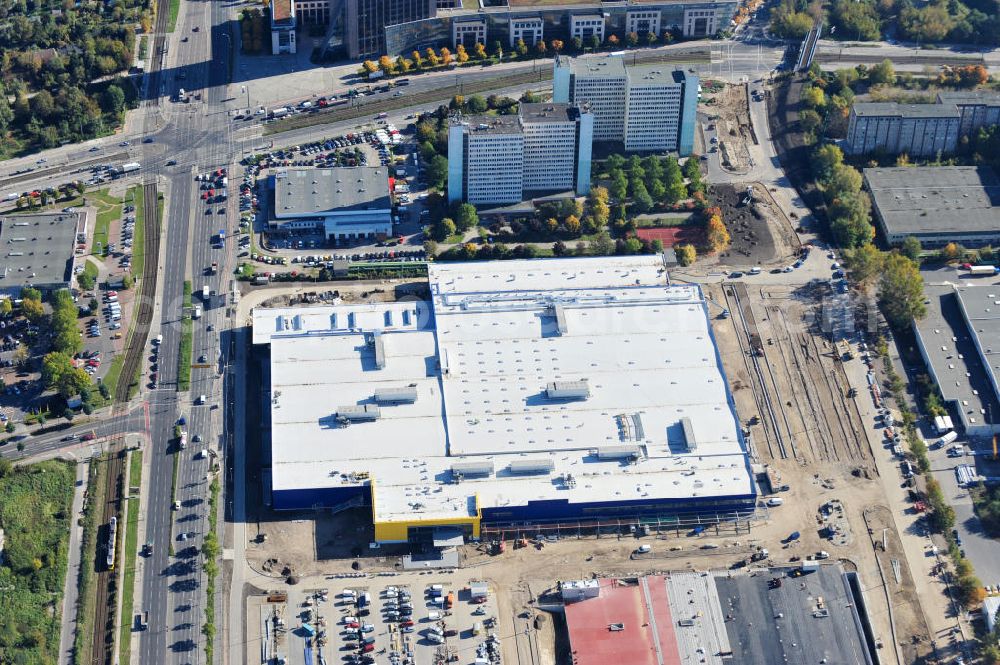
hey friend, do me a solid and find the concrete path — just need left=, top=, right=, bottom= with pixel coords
left=58, top=460, right=90, bottom=665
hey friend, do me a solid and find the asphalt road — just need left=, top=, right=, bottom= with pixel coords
left=0, top=407, right=146, bottom=461
left=133, top=0, right=236, bottom=660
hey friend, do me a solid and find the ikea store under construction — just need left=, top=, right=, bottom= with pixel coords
left=252, top=257, right=757, bottom=544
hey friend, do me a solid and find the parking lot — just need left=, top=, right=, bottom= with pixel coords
left=237, top=126, right=432, bottom=273
left=278, top=577, right=501, bottom=665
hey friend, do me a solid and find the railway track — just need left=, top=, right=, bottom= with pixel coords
left=765, top=306, right=830, bottom=462
left=87, top=181, right=161, bottom=664
left=723, top=282, right=793, bottom=460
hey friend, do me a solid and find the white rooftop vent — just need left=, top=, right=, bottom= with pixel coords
left=373, top=386, right=417, bottom=404
left=546, top=380, right=590, bottom=400
left=451, top=460, right=494, bottom=477
left=335, top=404, right=381, bottom=422
left=508, top=459, right=555, bottom=475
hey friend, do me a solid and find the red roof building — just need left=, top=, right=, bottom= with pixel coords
left=564, top=577, right=681, bottom=665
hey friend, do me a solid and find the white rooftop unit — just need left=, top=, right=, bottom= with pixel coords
left=336, top=404, right=381, bottom=422
left=595, top=445, right=642, bottom=460
left=508, top=458, right=555, bottom=475
left=680, top=417, right=697, bottom=451
left=546, top=380, right=590, bottom=401
left=561, top=579, right=600, bottom=602
left=372, top=333, right=386, bottom=370
left=451, top=460, right=494, bottom=477
left=373, top=387, right=418, bottom=404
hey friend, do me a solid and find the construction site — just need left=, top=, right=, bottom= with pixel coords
left=236, top=249, right=952, bottom=665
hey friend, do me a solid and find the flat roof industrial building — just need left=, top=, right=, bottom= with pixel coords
left=268, top=167, right=393, bottom=243
left=0, top=212, right=79, bottom=296
left=563, top=568, right=875, bottom=665
left=253, top=257, right=755, bottom=543
left=864, top=166, right=1000, bottom=248
left=914, top=276, right=1000, bottom=435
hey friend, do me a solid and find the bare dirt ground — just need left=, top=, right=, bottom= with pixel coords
left=706, top=279, right=933, bottom=663
left=709, top=182, right=800, bottom=267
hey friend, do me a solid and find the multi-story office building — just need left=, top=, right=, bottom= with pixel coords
left=569, top=13, right=605, bottom=41
left=626, top=9, right=662, bottom=36
left=624, top=66, right=684, bottom=152
left=936, top=91, right=1000, bottom=137
left=383, top=0, right=737, bottom=58
left=508, top=16, right=544, bottom=47
left=448, top=104, right=593, bottom=205
left=345, top=0, right=436, bottom=58
left=553, top=55, right=628, bottom=141
left=452, top=17, right=486, bottom=47
left=846, top=102, right=961, bottom=157
left=553, top=54, right=697, bottom=154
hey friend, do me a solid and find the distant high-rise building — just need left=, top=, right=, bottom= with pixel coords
left=553, top=54, right=697, bottom=155
left=846, top=102, right=961, bottom=157
left=448, top=104, right=593, bottom=205
left=345, top=0, right=436, bottom=59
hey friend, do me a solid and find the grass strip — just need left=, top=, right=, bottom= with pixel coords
left=130, top=184, right=146, bottom=277
left=91, top=189, right=123, bottom=256
left=167, top=0, right=180, bottom=32
left=118, top=450, right=143, bottom=665
left=178, top=281, right=193, bottom=391
left=202, top=476, right=221, bottom=663
left=73, top=456, right=107, bottom=665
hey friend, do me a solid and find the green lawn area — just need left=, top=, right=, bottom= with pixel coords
left=128, top=185, right=148, bottom=279
left=100, top=355, right=125, bottom=402
left=0, top=459, right=76, bottom=664
left=78, top=259, right=99, bottom=291
left=118, top=450, right=142, bottom=665
left=167, top=0, right=180, bottom=32
left=91, top=189, right=123, bottom=256
left=138, top=35, right=148, bottom=61
left=634, top=213, right=694, bottom=228
left=178, top=281, right=193, bottom=391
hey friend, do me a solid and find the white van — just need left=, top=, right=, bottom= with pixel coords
left=750, top=266, right=762, bottom=275
left=426, top=611, right=441, bottom=621
left=766, top=497, right=784, bottom=507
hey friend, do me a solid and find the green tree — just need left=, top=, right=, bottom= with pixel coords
left=901, top=236, right=922, bottom=262
left=879, top=253, right=926, bottom=327
left=21, top=298, right=44, bottom=322
left=799, top=109, right=822, bottom=134
left=675, top=244, right=696, bottom=266
left=466, top=95, right=488, bottom=113
left=427, top=155, right=449, bottom=190
left=845, top=243, right=884, bottom=285
left=829, top=192, right=874, bottom=247
left=770, top=0, right=814, bottom=39
left=868, top=58, right=895, bottom=86
left=812, top=144, right=844, bottom=181
left=433, top=218, right=457, bottom=241
left=591, top=232, right=614, bottom=255
left=452, top=203, right=479, bottom=231
left=103, top=85, right=125, bottom=115
left=0, top=299, right=11, bottom=317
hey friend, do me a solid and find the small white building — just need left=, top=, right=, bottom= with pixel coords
left=509, top=16, right=544, bottom=48
left=627, top=9, right=661, bottom=37
left=569, top=13, right=605, bottom=42
left=470, top=581, right=489, bottom=599
left=452, top=17, right=486, bottom=48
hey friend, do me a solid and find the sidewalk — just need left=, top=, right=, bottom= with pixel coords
left=58, top=460, right=90, bottom=665
left=842, top=338, right=968, bottom=657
